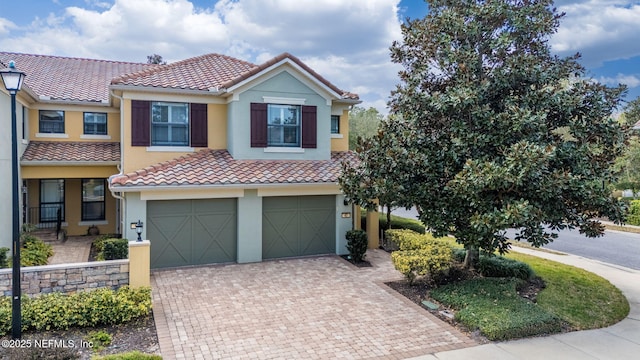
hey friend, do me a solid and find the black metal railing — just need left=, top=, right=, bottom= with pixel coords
left=26, top=205, right=63, bottom=231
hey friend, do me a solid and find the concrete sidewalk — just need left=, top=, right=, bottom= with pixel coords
left=410, top=248, right=640, bottom=360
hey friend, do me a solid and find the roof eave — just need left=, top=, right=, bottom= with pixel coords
left=225, top=58, right=343, bottom=99
left=21, top=161, right=120, bottom=166
left=110, top=181, right=340, bottom=192
left=109, top=84, right=226, bottom=96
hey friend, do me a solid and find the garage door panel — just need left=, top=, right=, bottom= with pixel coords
left=193, top=213, right=236, bottom=263
left=148, top=199, right=237, bottom=268
left=262, top=210, right=299, bottom=259
left=263, top=196, right=335, bottom=259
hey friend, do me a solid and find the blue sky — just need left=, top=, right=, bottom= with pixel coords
left=1, top=0, right=639, bottom=113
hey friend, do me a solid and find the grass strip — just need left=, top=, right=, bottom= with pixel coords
left=506, top=252, right=630, bottom=330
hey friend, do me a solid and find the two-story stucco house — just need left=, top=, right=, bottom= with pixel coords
left=0, top=51, right=361, bottom=268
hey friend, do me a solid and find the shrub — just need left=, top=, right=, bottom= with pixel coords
left=103, top=238, right=129, bottom=260
left=0, top=247, right=9, bottom=268
left=87, top=330, right=112, bottom=351
left=19, top=235, right=54, bottom=267
left=345, top=229, right=368, bottom=263
left=479, top=255, right=535, bottom=280
left=361, top=212, right=426, bottom=234
left=454, top=249, right=535, bottom=280
left=93, top=351, right=163, bottom=360
left=387, top=229, right=453, bottom=285
left=0, top=286, right=152, bottom=335
left=627, top=200, right=640, bottom=225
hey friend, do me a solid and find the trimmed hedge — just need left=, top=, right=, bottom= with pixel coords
left=387, top=229, right=453, bottom=285
left=627, top=199, right=640, bottom=226
left=103, top=238, right=129, bottom=260
left=345, top=229, right=368, bottom=263
left=453, top=249, right=535, bottom=280
left=0, top=286, right=152, bottom=335
left=361, top=212, right=426, bottom=234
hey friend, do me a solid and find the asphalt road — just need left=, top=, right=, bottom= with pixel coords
left=391, top=207, right=640, bottom=270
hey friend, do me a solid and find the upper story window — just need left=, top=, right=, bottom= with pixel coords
left=84, top=112, right=107, bottom=135
left=151, top=102, right=189, bottom=146
left=131, top=100, right=207, bottom=148
left=39, top=110, right=64, bottom=134
left=331, top=115, right=340, bottom=134
left=267, top=104, right=300, bottom=147
left=251, top=103, right=316, bottom=149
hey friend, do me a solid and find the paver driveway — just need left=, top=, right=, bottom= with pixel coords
left=151, top=249, right=475, bottom=359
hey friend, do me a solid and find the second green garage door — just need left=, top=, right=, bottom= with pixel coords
left=147, top=199, right=237, bottom=268
left=262, top=195, right=336, bottom=259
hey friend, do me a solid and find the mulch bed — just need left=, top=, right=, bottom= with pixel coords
left=339, top=254, right=372, bottom=267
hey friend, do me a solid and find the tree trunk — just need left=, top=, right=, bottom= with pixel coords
left=386, top=206, right=392, bottom=233
left=463, top=246, right=479, bottom=270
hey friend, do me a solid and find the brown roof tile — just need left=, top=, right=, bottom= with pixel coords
left=110, top=53, right=256, bottom=91
left=110, top=149, right=357, bottom=188
left=21, top=141, right=120, bottom=163
left=0, top=52, right=153, bottom=103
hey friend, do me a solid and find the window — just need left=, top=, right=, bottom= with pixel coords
left=39, top=110, right=64, bottom=134
left=84, top=112, right=107, bottom=135
left=267, top=104, right=301, bottom=147
left=331, top=115, right=340, bottom=134
left=151, top=102, right=189, bottom=146
left=82, top=179, right=105, bottom=221
left=40, top=179, right=64, bottom=222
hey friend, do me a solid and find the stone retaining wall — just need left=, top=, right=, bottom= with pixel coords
left=0, top=260, right=129, bottom=296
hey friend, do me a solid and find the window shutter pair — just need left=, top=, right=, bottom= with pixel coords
left=131, top=100, right=208, bottom=147
left=250, top=103, right=317, bottom=148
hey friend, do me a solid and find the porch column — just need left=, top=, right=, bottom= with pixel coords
left=366, top=200, right=379, bottom=249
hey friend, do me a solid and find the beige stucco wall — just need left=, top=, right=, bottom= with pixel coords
left=21, top=165, right=118, bottom=179
left=330, top=109, right=350, bottom=152
left=121, top=95, right=228, bottom=174
left=28, top=105, right=120, bottom=142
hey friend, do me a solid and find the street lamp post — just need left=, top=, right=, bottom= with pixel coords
left=1, top=60, right=26, bottom=339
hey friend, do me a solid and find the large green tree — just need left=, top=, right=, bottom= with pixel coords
left=348, top=106, right=384, bottom=149
left=342, top=0, right=628, bottom=268
left=613, top=97, right=640, bottom=195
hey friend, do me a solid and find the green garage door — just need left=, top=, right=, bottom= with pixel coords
left=148, top=199, right=237, bottom=268
left=262, top=195, right=336, bottom=259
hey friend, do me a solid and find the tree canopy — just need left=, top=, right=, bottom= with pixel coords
left=348, top=106, right=384, bottom=150
left=340, top=0, right=628, bottom=268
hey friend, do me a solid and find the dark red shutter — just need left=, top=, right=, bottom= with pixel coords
left=190, top=103, right=208, bottom=147
left=302, top=105, right=317, bottom=149
left=251, top=103, right=268, bottom=148
left=131, top=100, right=150, bottom=146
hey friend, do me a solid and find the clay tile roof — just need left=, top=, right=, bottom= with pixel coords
left=0, top=52, right=153, bottom=103
left=220, top=52, right=360, bottom=100
left=21, top=141, right=120, bottom=163
left=110, top=53, right=256, bottom=91
left=110, top=149, right=358, bottom=188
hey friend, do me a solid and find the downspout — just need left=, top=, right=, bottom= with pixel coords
left=108, top=89, right=126, bottom=236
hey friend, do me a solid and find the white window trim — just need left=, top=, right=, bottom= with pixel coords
left=80, top=134, right=112, bottom=140
left=264, top=147, right=305, bottom=153
left=146, top=146, right=195, bottom=153
left=331, top=134, right=344, bottom=139
left=262, top=96, right=306, bottom=105
left=36, top=133, right=69, bottom=139
left=78, top=220, right=108, bottom=226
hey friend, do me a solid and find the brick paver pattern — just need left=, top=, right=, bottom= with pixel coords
left=152, top=249, right=476, bottom=359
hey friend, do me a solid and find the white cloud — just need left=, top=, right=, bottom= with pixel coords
left=0, top=18, right=16, bottom=36
left=552, top=1, right=640, bottom=67
left=599, top=74, right=640, bottom=88
left=0, top=0, right=404, bottom=113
